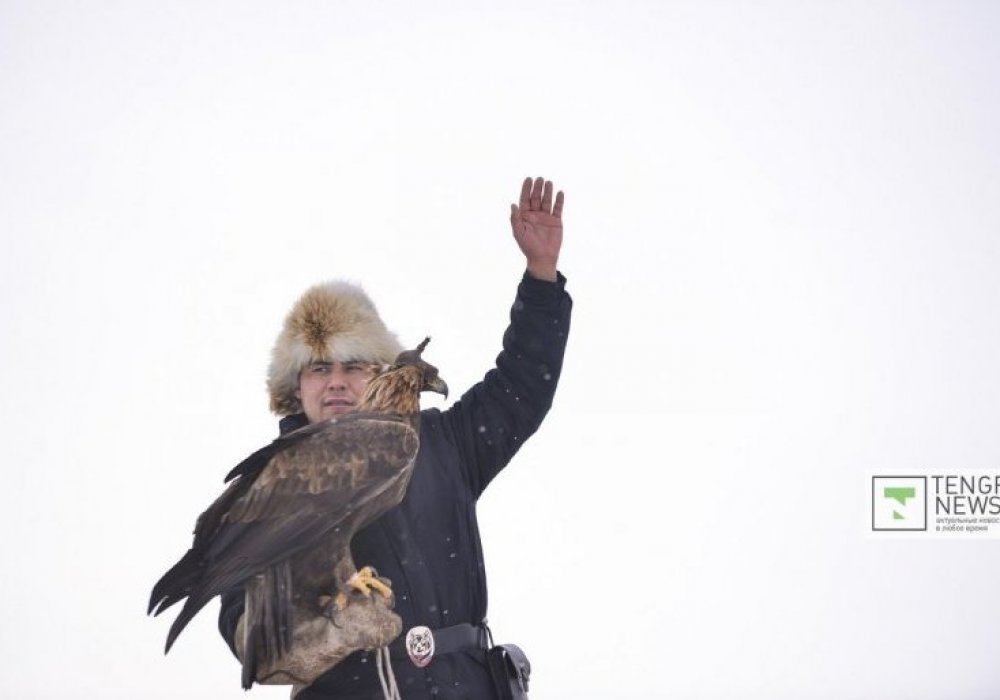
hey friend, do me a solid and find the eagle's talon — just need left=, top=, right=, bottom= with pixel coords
left=345, top=566, right=394, bottom=602
left=324, top=568, right=393, bottom=627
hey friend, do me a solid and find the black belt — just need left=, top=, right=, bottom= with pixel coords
left=389, top=622, right=490, bottom=666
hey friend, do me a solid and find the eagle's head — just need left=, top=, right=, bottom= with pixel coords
left=391, top=337, right=448, bottom=399
left=358, top=338, right=448, bottom=414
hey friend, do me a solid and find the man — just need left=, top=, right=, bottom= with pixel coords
left=219, top=176, right=571, bottom=699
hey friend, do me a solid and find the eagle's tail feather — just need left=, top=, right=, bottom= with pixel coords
left=242, top=621, right=260, bottom=690
left=148, top=548, right=202, bottom=616
left=241, top=563, right=294, bottom=688
left=262, top=561, right=294, bottom=658
left=163, top=588, right=216, bottom=653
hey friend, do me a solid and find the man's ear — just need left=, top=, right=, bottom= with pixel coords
left=294, top=388, right=301, bottom=400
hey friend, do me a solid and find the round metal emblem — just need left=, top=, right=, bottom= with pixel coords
left=405, top=625, right=435, bottom=668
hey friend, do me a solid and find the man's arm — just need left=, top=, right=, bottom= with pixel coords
left=437, top=176, right=571, bottom=497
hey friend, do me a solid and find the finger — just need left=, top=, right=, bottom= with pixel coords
left=519, top=178, right=532, bottom=211
left=541, top=180, right=553, bottom=214
left=553, top=190, right=565, bottom=219
left=530, top=176, right=544, bottom=210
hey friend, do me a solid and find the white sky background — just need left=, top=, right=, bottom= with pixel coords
left=1, top=1, right=998, bottom=698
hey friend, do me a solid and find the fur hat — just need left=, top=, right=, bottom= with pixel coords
left=267, top=281, right=403, bottom=416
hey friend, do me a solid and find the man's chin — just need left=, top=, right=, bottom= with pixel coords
left=322, top=404, right=354, bottom=418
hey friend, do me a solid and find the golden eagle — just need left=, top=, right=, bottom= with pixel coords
left=148, top=339, right=447, bottom=687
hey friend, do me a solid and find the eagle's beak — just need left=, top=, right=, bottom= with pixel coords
left=426, top=375, right=449, bottom=400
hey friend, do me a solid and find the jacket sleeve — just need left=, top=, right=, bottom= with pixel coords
left=441, top=271, right=572, bottom=498
left=218, top=586, right=244, bottom=658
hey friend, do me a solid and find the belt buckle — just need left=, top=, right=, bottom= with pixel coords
left=405, top=625, right=435, bottom=668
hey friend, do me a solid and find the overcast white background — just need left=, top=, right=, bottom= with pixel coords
left=2, top=1, right=998, bottom=698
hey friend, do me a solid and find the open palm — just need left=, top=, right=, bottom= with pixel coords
left=510, top=176, right=564, bottom=282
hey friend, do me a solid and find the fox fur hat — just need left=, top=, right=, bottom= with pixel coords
left=267, top=281, right=403, bottom=416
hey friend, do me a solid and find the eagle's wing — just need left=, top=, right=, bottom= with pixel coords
left=148, top=425, right=320, bottom=618
left=155, top=414, right=418, bottom=652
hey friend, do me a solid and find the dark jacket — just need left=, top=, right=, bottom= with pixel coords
left=219, top=272, right=572, bottom=699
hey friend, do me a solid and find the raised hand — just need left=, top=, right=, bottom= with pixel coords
left=510, top=176, right=564, bottom=282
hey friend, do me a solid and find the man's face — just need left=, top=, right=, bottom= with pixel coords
left=296, top=360, right=378, bottom=423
